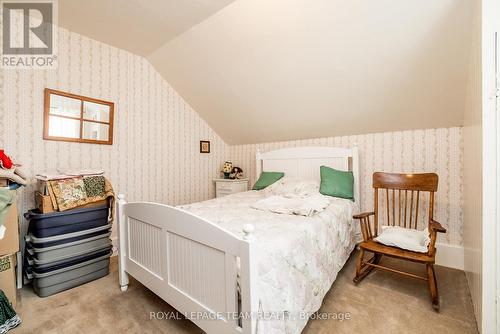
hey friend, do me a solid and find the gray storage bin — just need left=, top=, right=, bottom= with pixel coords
left=30, top=255, right=110, bottom=285
left=25, top=246, right=112, bottom=269
left=25, top=223, right=112, bottom=246
left=27, top=252, right=111, bottom=297
left=27, top=232, right=111, bottom=261
left=33, top=267, right=109, bottom=297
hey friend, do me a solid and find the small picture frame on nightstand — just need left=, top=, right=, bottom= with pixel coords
left=200, top=140, right=210, bottom=153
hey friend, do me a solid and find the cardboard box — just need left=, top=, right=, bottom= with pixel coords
left=80, top=199, right=108, bottom=209
left=0, top=253, right=17, bottom=307
left=36, top=180, right=49, bottom=195
left=0, top=178, right=8, bottom=187
left=35, top=191, right=55, bottom=214
left=0, top=203, right=19, bottom=257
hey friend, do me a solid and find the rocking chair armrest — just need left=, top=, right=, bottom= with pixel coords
left=353, top=212, right=375, bottom=220
left=428, top=219, right=446, bottom=257
left=430, top=219, right=446, bottom=233
left=353, top=212, right=376, bottom=242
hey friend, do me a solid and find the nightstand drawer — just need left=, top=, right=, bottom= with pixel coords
left=217, top=182, right=247, bottom=192
left=216, top=183, right=233, bottom=191
left=216, top=190, right=233, bottom=197
left=214, top=179, right=249, bottom=198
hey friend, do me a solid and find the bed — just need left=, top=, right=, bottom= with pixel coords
left=117, top=146, right=360, bottom=334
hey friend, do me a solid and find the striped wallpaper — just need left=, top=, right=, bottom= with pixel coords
left=229, top=127, right=463, bottom=246
left=0, top=27, right=464, bottom=249
left=0, top=27, right=229, bottom=238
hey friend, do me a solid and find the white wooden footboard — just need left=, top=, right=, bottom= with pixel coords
left=117, top=194, right=258, bottom=334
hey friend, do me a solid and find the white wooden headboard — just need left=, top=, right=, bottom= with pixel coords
left=256, top=146, right=360, bottom=204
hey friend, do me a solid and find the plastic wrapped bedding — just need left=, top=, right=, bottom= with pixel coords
left=179, top=189, right=358, bottom=334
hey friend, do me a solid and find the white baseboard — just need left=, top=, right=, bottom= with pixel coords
left=435, top=243, right=464, bottom=270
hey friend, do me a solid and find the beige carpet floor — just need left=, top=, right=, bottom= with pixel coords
left=12, top=251, right=478, bottom=334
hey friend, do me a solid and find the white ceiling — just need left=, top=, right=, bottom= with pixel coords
left=60, top=0, right=475, bottom=145
left=148, top=0, right=475, bottom=144
left=58, top=0, right=235, bottom=56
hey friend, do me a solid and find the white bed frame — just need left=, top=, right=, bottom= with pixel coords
left=117, top=146, right=359, bottom=334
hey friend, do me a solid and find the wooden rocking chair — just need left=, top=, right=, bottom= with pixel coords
left=353, top=172, right=446, bottom=310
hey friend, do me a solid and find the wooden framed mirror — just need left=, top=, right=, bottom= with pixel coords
left=43, top=88, right=114, bottom=145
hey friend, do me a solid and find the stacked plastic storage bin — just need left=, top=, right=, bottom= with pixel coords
left=23, top=204, right=112, bottom=297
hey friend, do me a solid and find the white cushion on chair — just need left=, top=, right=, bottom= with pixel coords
left=374, top=226, right=430, bottom=253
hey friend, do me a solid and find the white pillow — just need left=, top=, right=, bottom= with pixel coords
left=264, top=177, right=319, bottom=198
left=374, top=226, right=430, bottom=253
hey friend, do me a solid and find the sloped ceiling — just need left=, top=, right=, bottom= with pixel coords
left=58, top=0, right=235, bottom=56
left=148, top=0, right=474, bottom=144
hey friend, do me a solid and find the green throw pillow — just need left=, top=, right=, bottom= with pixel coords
left=252, top=172, right=284, bottom=190
left=319, top=166, right=354, bottom=200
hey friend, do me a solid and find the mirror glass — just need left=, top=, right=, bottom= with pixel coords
left=47, top=115, right=80, bottom=138
left=82, top=121, right=109, bottom=141
left=83, top=101, right=110, bottom=123
left=49, top=94, right=81, bottom=118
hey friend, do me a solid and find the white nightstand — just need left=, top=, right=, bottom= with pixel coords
left=214, top=178, right=249, bottom=198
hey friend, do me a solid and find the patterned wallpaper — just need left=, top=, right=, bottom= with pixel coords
left=0, top=26, right=464, bottom=250
left=229, top=127, right=463, bottom=246
left=0, top=27, right=229, bottom=238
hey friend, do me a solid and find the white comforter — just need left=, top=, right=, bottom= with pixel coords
left=179, top=190, right=358, bottom=334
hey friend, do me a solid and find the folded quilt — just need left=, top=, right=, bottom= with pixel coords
left=49, top=177, right=87, bottom=210
left=63, top=169, right=104, bottom=177
left=35, top=173, right=72, bottom=181
left=83, top=176, right=105, bottom=197
left=251, top=193, right=330, bottom=216
left=36, top=169, right=104, bottom=181
left=47, top=176, right=115, bottom=220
